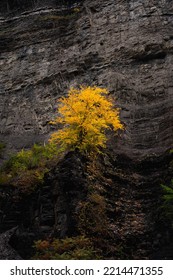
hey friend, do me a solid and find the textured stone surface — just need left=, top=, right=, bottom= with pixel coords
left=50, top=151, right=88, bottom=237
left=0, top=152, right=88, bottom=258
left=0, top=0, right=173, bottom=159
left=0, top=0, right=61, bottom=16
left=1, top=151, right=172, bottom=259
left=0, top=228, right=22, bottom=259
left=1, top=0, right=173, bottom=260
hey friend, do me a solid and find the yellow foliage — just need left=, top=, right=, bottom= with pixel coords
left=49, top=86, right=123, bottom=153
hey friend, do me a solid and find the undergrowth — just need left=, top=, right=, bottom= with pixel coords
left=33, top=235, right=101, bottom=260
left=0, top=143, right=61, bottom=192
left=161, top=183, right=173, bottom=228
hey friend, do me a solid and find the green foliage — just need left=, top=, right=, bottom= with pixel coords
left=33, top=236, right=100, bottom=260
left=49, top=86, right=123, bottom=154
left=2, top=143, right=58, bottom=174
left=161, top=183, right=173, bottom=224
left=0, top=143, right=60, bottom=190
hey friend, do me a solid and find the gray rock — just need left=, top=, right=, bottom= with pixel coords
left=0, top=227, right=22, bottom=259
left=0, top=0, right=173, bottom=160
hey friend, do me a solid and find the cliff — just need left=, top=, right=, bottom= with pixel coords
left=0, top=0, right=173, bottom=259
left=1, top=0, right=173, bottom=159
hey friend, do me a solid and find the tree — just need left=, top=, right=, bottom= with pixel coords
left=49, top=86, right=123, bottom=154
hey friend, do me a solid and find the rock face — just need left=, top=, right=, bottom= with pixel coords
left=0, top=152, right=88, bottom=258
left=0, top=228, right=22, bottom=259
left=0, top=0, right=173, bottom=159
left=1, top=0, right=173, bottom=260
left=0, top=0, right=60, bottom=16
left=0, top=151, right=172, bottom=259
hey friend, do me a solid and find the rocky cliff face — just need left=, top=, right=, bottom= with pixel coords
left=0, top=151, right=172, bottom=259
left=1, top=0, right=173, bottom=260
left=1, top=0, right=173, bottom=159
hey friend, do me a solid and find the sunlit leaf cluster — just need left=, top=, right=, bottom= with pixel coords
left=49, top=86, right=123, bottom=153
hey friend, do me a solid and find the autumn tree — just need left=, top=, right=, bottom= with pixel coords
left=49, top=86, right=123, bottom=154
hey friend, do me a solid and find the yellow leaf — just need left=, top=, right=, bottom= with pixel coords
left=49, top=86, right=123, bottom=154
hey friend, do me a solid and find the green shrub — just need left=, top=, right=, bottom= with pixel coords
left=0, top=143, right=60, bottom=190
left=161, top=183, right=173, bottom=225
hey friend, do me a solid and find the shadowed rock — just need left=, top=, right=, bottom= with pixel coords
left=0, top=227, right=22, bottom=259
